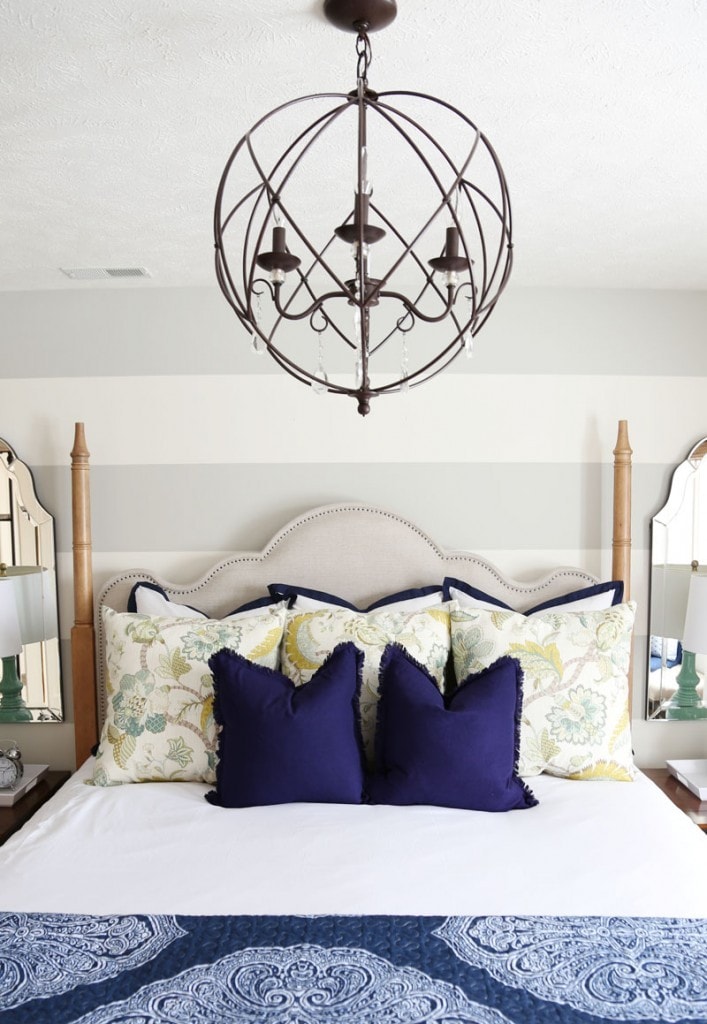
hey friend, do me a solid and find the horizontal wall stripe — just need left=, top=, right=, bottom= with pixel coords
left=38, top=461, right=665, bottom=556
left=4, top=286, right=707, bottom=378
left=3, top=375, right=706, bottom=467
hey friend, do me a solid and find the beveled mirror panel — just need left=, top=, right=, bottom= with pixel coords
left=0, top=439, right=63, bottom=722
left=647, top=437, right=707, bottom=720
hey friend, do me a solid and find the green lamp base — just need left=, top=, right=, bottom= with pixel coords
left=0, top=655, right=33, bottom=723
left=666, top=651, right=707, bottom=720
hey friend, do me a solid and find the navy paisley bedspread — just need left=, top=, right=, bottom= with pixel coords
left=2, top=913, right=707, bottom=1023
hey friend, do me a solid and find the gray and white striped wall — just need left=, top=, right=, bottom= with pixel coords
left=3, top=283, right=707, bottom=769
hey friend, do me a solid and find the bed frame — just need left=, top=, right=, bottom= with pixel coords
left=69, top=420, right=633, bottom=768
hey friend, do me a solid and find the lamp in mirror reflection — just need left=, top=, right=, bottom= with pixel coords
left=0, top=565, right=58, bottom=723
left=214, top=0, right=512, bottom=416
left=666, top=564, right=707, bottom=720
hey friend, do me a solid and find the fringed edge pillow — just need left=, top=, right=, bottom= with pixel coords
left=207, top=642, right=365, bottom=807
left=368, top=645, right=537, bottom=811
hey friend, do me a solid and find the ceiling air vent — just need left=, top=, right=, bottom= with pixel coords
left=60, top=267, right=150, bottom=280
left=105, top=267, right=149, bottom=278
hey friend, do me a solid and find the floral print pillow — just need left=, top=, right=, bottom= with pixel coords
left=91, top=604, right=286, bottom=786
left=450, top=603, right=636, bottom=781
left=281, top=605, right=451, bottom=764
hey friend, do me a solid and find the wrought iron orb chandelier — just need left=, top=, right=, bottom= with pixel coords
left=214, top=0, right=512, bottom=416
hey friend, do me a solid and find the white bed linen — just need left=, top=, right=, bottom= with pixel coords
left=2, top=761, right=706, bottom=918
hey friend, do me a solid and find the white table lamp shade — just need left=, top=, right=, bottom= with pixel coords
left=682, top=573, right=707, bottom=655
left=0, top=583, right=22, bottom=657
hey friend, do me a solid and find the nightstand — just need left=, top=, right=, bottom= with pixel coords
left=0, top=770, right=70, bottom=846
left=644, top=768, right=707, bottom=832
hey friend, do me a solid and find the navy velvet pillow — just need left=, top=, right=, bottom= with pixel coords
left=267, top=582, right=442, bottom=612
left=207, top=642, right=365, bottom=808
left=368, top=646, right=537, bottom=812
left=442, top=577, right=623, bottom=614
left=127, top=581, right=275, bottom=618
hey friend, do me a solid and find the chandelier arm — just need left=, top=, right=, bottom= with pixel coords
left=271, top=286, right=353, bottom=323
left=369, top=277, right=466, bottom=358
left=247, top=312, right=449, bottom=407
left=375, top=287, right=454, bottom=324
left=365, top=299, right=470, bottom=395
left=349, top=95, right=482, bottom=304
left=266, top=235, right=356, bottom=314
left=372, top=284, right=474, bottom=392
left=237, top=296, right=351, bottom=395
left=277, top=241, right=358, bottom=353
left=246, top=274, right=359, bottom=370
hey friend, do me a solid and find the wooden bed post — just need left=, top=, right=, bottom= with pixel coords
left=612, top=419, right=632, bottom=601
left=71, top=422, right=97, bottom=767
left=612, top=419, right=633, bottom=718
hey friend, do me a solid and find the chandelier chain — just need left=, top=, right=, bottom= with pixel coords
left=355, top=29, right=372, bottom=83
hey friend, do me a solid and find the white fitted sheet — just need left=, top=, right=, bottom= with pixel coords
left=2, top=761, right=706, bottom=918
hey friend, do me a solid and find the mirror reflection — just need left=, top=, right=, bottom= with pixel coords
left=647, top=437, right=707, bottom=720
left=0, top=439, right=62, bottom=722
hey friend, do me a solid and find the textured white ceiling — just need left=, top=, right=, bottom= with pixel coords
left=2, top=0, right=706, bottom=291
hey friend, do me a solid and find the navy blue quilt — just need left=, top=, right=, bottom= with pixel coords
left=2, top=913, right=707, bottom=1022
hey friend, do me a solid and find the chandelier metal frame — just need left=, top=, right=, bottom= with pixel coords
left=214, top=0, right=513, bottom=416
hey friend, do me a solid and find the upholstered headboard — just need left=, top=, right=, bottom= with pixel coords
left=94, top=502, right=598, bottom=728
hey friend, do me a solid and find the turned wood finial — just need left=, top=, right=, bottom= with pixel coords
left=71, top=421, right=89, bottom=461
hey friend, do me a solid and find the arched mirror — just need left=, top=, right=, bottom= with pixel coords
left=0, top=439, right=63, bottom=722
left=647, top=436, right=707, bottom=720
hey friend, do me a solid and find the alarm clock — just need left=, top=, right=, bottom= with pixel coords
left=0, top=742, right=23, bottom=789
